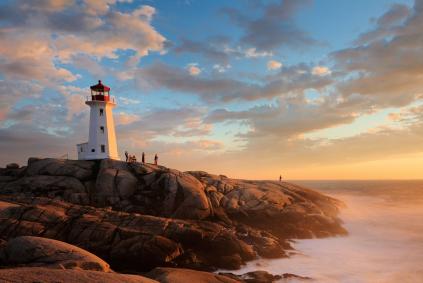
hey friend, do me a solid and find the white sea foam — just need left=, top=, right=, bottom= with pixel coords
left=232, top=181, right=423, bottom=283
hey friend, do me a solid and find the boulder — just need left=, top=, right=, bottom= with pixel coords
left=26, top=158, right=95, bottom=180
left=150, top=171, right=211, bottom=219
left=88, top=161, right=214, bottom=220
left=0, top=267, right=158, bottom=283
left=94, top=167, right=137, bottom=206
left=220, top=271, right=284, bottom=283
left=6, top=163, right=19, bottom=169
left=146, top=267, right=240, bottom=283
left=0, top=236, right=110, bottom=272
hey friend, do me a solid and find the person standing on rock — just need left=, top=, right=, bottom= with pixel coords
left=154, top=154, right=158, bottom=165
left=279, top=175, right=282, bottom=182
left=125, top=151, right=129, bottom=162
left=142, top=152, right=145, bottom=164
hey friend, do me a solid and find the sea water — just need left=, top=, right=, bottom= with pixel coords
left=235, top=180, right=423, bottom=283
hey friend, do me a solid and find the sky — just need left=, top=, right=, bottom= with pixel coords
left=1, top=0, right=423, bottom=180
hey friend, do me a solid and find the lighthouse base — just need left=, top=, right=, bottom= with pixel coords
left=76, top=142, right=119, bottom=160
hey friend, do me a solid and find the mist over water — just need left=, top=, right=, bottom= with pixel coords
left=236, top=180, right=423, bottom=282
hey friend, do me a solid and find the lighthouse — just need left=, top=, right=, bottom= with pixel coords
left=76, top=80, right=119, bottom=160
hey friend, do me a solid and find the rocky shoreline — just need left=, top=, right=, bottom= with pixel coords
left=0, top=158, right=347, bottom=282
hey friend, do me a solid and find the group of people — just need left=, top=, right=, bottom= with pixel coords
left=125, top=151, right=158, bottom=165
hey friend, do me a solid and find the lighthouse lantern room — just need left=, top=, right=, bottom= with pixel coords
left=76, top=80, right=119, bottom=160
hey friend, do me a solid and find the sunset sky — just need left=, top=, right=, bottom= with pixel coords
left=1, top=0, right=423, bottom=179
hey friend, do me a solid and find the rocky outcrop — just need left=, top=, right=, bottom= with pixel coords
left=0, top=158, right=345, bottom=239
left=0, top=267, right=158, bottom=283
left=0, top=236, right=110, bottom=272
left=5, top=163, right=19, bottom=169
left=0, top=235, right=295, bottom=283
left=220, top=271, right=281, bottom=283
left=0, top=157, right=347, bottom=274
left=26, top=158, right=96, bottom=180
left=0, top=196, right=258, bottom=271
left=187, top=171, right=346, bottom=239
left=146, top=267, right=240, bottom=283
left=2, top=175, right=89, bottom=205
left=220, top=270, right=312, bottom=283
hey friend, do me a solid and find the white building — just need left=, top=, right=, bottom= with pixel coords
left=77, top=80, right=119, bottom=160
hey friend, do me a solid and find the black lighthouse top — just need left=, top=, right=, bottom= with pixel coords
left=90, top=80, right=111, bottom=101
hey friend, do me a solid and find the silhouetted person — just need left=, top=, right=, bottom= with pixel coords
left=125, top=151, right=129, bottom=162
left=279, top=175, right=282, bottom=182
left=142, top=152, right=145, bottom=164
left=154, top=154, right=158, bottom=165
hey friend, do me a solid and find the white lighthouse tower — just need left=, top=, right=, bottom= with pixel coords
left=76, top=80, right=119, bottom=160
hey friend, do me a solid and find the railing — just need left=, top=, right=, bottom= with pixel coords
left=86, top=95, right=115, bottom=103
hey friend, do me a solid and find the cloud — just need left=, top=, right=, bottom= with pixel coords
left=0, top=80, right=43, bottom=121
left=0, top=30, right=78, bottom=83
left=243, top=48, right=273, bottom=58
left=56, top=86, right=88, bottom=121
left=29, top=0, right=75, bottom=12
left=267, top=60, right=283, bottom=70
left=0, top=125, right=79, bottom=165
left=70, top=54, right=106, bottom=78
left=331, top=1, right=423, bottom=107
left=187, top=63, right=201, bottom=76
left=115, top=112, right=141, bottom=125
left=206, top=95, right=357, bottom=138
left=118, top=107, right=213, bottom=141
left=212, top=64, right=231, bottom=73
left=175, top=38, right=231, bottom=64
left=136, top=62, right=333, bottom=102
left=355, top=4, right=410, bottom=45
left=119, top=97, right=141, bottom=105
left=0, top=2, right=166, bottom=84
left=54, top=5, right=166, bottom=61
left=312, top=66, right=331, bottom=76
left=0, top=0, right=167, bottom=133
left=189, top=140, right=224, bottom=151
left=175, top=38, right=272, bottom=64
left=222, top=0, right=316, bottom=51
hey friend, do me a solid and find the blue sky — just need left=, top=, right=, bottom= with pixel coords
left=1, top=0, right=422, bottom=179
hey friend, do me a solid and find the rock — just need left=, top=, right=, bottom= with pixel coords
left=0, top=158, right=347, bottom=273
left=220, top=270, right=283, bottom=283
left=6, top=163, right=19, bottom=169
left=94, top=159, right=211, bottom=220
left=187, top=171, right=347, bottom=239
left=0, top=196, right=256, bottom=271
left=2, top=175, right=87, bottom=204
left=282, top=273, right=312, bottom=280
left=0, top=165, right=26, bottom=179
left=3, top=158, right=346, bottom=241
left=146, top=267, right=240, bottom=283
left=171, top=172, right=210, bottom=219
left=0, top=236, right=110, bottom=272
left=94, top=167, right=137, bottom=206
left=26, top=158, right=95, bottom=180
left=0, top=267, right=158, bottom=283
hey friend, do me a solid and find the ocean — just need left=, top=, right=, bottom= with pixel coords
left=235, top=180, right=423, bottom=283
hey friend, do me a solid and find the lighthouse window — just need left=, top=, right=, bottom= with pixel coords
left=99, top=109, right=104, bottom=116
left=80, top=147, right=83, bottom=152
left=91, top=149, right=95, bottom=152
left=100, top=126, right=104, bottom=133
left=101, top=145, right=105, bottom=153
